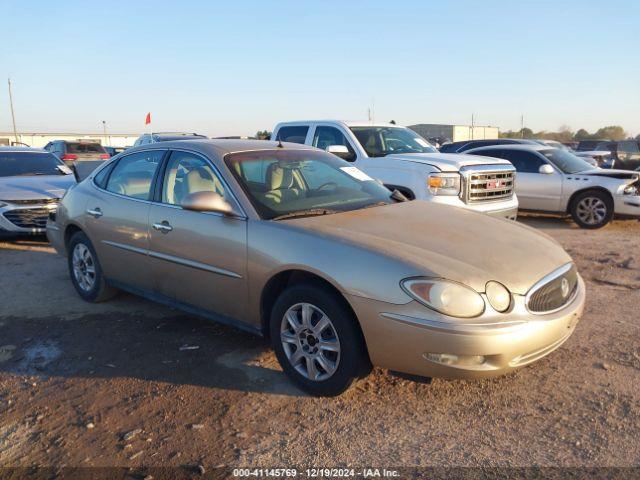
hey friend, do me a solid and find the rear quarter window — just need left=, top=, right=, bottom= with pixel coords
left=275, top=126, right=309, bottom=144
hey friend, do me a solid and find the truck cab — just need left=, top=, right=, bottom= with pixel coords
left=272, top=120, right=519, bottom=219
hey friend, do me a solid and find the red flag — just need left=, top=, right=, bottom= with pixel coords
left=145, top=112, right=151, bottom=125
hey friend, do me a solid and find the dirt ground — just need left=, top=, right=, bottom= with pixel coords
left=0, top=216, right=639, bottom=474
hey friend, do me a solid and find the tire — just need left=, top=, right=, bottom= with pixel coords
left=67, top=231, right=117, bottom=302
left=270, top=283, right=371, bottom=396
left=570, top=190, right=614, bottom=229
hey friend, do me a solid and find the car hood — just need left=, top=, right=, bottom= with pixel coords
left=286, top=201, right=572, bottom=295
left=0, top=175, right=75, bottom=201
left=575, top=150, right=610, bottom=156
left=382, top=152, right=513, bottom=172
left=577, top=169, right=640, bottom=181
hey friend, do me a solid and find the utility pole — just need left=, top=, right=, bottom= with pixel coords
left=521, top=115, right=524, bottom=138
left=8, top=78, right=19, bottom=144
left=471, top=113, right=475, bottom=140
left=102, top=120, right=108, bottom=146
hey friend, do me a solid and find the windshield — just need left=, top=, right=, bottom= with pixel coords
left=350, top=126, right=437, bottom=157
left=0, top=152, right=69, bottom=177
left=576, top=141, right=610, bottom=152
left=540, top=149, right=594, bottom=174
left=225, top=149, right=394, bottom=220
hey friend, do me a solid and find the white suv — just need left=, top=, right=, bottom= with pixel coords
left=272, top=121, right=518, bottom=219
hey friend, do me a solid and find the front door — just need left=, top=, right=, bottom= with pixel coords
left=148, top=150, right=248, bottom=323
left=501, top=149, right=563, bottom=211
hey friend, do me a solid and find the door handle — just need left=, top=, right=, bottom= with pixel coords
left=86, top=208, right=103, bottom=218
left=152, top=221, right=173, bottom=233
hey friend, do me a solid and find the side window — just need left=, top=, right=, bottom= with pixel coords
left=501, top=150, right=546, bottom=173
left=275, top=126, right=309, bottom=144
left=468, top=148, right=503, bottom=160
left=313, top=126, right=356, bottom=161
left=106, top=150, right=164, bottom=200
left=93, top=163, right=115, bottom=189
left=162, top=151, right=226, bottom=206
left=617, top=141, right=640, bottom=160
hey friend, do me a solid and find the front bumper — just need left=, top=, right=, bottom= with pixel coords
left=614, top=194, right=640, bottom=217
left=0, top=203, right=58, bottom=235
left=429, top=195, right=519, bottom=220
left=349, top=275, right=585, bottom=379
left=46, top=219, right=66, bottom=255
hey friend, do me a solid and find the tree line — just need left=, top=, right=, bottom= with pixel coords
left=500, top=125, right=638, bottom=142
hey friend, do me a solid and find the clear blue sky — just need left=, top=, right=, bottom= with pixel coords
left=2, top=0, right=639, bottom=136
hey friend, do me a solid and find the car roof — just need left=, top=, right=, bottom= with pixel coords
left=446, top=138, right=538, bottom=146
left=277, top=120, right=399, bottom=128
left=466, top=144, right=551, bottom=152
left=153, top=132, right=206, bottom=137
left=131, top=138, right=318, bottom=157
left=0, top=146, right=47, bottom=152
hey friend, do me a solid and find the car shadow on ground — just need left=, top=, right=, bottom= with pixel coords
left=517, top=214, right=577, bottom=230
left=0, top=310, right=307, bottom=398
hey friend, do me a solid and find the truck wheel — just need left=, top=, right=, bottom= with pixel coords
left=67, top=231, right=117, bottom=302
left=270, top=283, right=371, bottom=396
left=570, top=190, right=613, bottom=229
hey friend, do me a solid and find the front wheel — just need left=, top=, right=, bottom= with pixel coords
left=67, top=231, right=117, bottom=302
left=270, top=283, right=371, bottom=396
left=570, top=190, right=613, bottom=229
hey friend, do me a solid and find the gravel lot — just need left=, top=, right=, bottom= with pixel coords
left=0, top=216, right=639, bottom=473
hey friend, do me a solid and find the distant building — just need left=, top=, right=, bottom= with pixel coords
left=0, top=132, right=139, bottom=148
left=409, top=124, right=499, bottom=143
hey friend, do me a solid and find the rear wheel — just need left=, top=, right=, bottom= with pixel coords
left=270, top=283, right=370, bottom=396
left=67, top=231, right=116, bottom=302
left=570, top=190, right=613, bottom=229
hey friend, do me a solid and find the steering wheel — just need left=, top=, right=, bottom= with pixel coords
left=317, top=181, right=338, bottom=191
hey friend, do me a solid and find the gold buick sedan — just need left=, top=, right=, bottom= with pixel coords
left=47, top=140, right=585, bottom=396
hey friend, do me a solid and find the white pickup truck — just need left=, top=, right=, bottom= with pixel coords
left=272, top=120, right=518, bottom=219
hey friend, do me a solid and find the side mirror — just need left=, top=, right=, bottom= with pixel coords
left=326, top=145, right=355, bottom=161
left=181, top=191, right=234, bottom=215
left=538, top=164, right=555, bottom=174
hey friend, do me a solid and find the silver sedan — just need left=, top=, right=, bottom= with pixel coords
left=466, top=145, right=640, bottom=228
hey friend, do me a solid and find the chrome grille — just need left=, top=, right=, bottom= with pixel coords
left=466, top=170, right=515, bottom=203
left=2, top=208, right=52, bottom=229
left=526, top=264, right=578, bottom=314
left=0, top=198, right=59, bottom=206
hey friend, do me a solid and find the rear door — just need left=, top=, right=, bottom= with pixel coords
left=147, top=149, right=249, bottom=323
left=85, top=149, right=166, bottom=291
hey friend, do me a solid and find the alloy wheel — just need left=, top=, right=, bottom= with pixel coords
left=280, top=302, right=341, bottom=381
left=72, top=243, right=96, bottom=292
left=576, top=197, right=607, bottom=226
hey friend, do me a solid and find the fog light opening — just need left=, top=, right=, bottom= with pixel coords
left=423, top=353, right=486, bottom=367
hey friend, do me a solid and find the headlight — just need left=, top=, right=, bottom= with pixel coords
left=623, top=184, right=638, bottom=195
left=401, top=278, right=485, bottom=318
left=485, top=281, right=511, bottom=312
left=427, top=173, right=461, bottom=196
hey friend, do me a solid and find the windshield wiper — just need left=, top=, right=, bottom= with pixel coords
left=272, top=209, right=340, bottom=221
